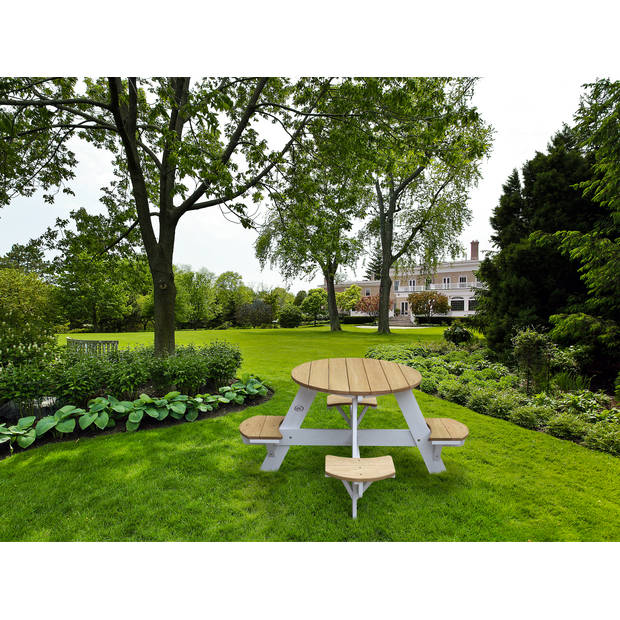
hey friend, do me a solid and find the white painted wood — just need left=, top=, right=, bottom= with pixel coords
left=335, top=405, right=351, bottom=426
left=260, top=385, right=316, bottom=471
left=351, top=396, right=359, bottom=458
left=394, top=389, right=446, bottom=473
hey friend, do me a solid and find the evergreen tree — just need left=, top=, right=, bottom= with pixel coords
left=476, top=128, right=607, bottom=352
left=364, top=242, right=383, bottom=280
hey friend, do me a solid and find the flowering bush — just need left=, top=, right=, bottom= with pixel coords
left=0, top=268, right=57, bottom=367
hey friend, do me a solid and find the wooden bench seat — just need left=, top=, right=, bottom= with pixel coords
left=326, top=395, right=378, bottom=408
left=239, top=415, right=285, bottom=440
left=425, top=417, right=469, bottom=442
left=325, top=455, right=395, bottom=482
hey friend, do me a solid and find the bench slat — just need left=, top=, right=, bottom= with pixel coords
left=425, top=417, right=469, bottom=441
left=239, top=415, right=285, bottom=440
left=326, top=395, right=378, bottom=408
left=325, top=455, right=395, bottom=482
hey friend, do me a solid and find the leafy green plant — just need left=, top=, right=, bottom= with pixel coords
left=583, top=421, right=620, bottom=456
left=546, top=412, right=588, bottom=441
left=443, top=321, right=473, bottom=346
left=509, top=405, right=554, bottom=430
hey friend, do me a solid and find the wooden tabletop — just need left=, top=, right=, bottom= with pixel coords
left=291, top=357, right=421, bottom=396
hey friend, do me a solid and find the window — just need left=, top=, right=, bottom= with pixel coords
left=442, top=277, right=450, bottom=289
left=450, top=298, right=464, bottom=311
left=459, top=276, right=467, bottom=287
left=468, top=298, right=477, bottom=311
left=394, top=280, right=399, bottom=291
left=409, top=279, right=416, bottom=287
left=365, top=288, right=370, bottom=297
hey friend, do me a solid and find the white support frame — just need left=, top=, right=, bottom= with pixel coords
left=256, top=385, right=456, bottom=474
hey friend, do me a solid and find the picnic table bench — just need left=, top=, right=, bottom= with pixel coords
left=66, top=338, right=119, bottom=356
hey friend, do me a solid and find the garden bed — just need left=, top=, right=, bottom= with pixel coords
left=365, top=341, right=620, bottom=456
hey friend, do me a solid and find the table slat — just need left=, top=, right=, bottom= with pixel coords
left=379, top=360, right=409, bottom=392
left=308, top=359, right=329, bottom=391
left=346, top=357, right=371, bottom=394
left=399, top=365, right=422, bottom=389
left=291, top=361, right=311, bottom=386
left=328, top=358, right=349, bottom=393
left=362, top=358, right=391, bottom=394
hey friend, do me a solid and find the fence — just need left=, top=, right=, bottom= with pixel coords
left=66, top=338, right=119, bottom=356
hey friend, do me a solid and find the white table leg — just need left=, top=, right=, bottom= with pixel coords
left=395, top=389, right=446, bottom=474
left=260, top=385, right=316, bottom=471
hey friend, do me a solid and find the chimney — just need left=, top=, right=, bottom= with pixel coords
left=470, top=240, right=479, bottom=261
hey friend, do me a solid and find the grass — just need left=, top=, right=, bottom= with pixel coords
left=0, top=325, right=618, bottom=541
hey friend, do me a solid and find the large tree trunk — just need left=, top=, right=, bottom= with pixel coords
left=377, top=260, right=392, bottom=334
left=152, top=259, right=176, bottom=356
left=324, top=271, right=342, bottom=332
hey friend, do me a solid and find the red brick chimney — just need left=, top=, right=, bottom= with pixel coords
left=470, top=240, right=479, bottom=261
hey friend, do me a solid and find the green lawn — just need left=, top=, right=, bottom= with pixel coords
left=1, top=325, right=618, bottom=541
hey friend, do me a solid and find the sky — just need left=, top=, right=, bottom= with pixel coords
left=0, top=75, right=593, bottom=292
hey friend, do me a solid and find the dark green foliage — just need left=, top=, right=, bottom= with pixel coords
left=476, top=128, right=607, bottom=352
left=549, top=313, right=619, bottom=390
left=339, top=316, right=376, bottom=325
left=583, top=421, right=620, bottom=456
left=364, top=242, right=383, bottom=280
left=293, top=290, right=307, bottom=306
left=0, top=342, right=242, bottom=409
left=366, top=340, right=618, bottom=455
left=511, top=327, right=554, bottom=394
left=235, top=299, right=273, bottom=327
left=546, top=413, right=588, bottom=441
left=443, top=321, right=473, bottom=346
left=278, top=304, right=303, bottom=328
left=2, top=375, right=269, bottom=455
left=509, top=405, right=554, bottom=430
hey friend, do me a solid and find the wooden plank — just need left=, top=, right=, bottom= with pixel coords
left=346, top=358, right=371, bottom=394
left=260, top=416, right=285, bottom=439
left=326, top=394, right=377, bottom=408
left=291, top=361, right=312, bottom=387
left=308, top=358, right=330, bottom=391
left=325, top=455, right=395, bottom=482
left=379, top=360, right=409, bottom=392
left=328, top=358, right=350, bottom=394
left=398, top=364, right=422, bottom=389
left=239, top=415, right=267, bottom=439
left=425, top=417, right=469, bottom=441
left=362, top=358, right=391, bottom=394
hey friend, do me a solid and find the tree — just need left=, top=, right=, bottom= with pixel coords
left=350, top=78, right=492, bottom=334
left=293, top=290, right=307, bottom=306
left=0, top=239, right=50, bottom=277
left=355, top=295, right=382, bottom=320
left=236, top=299, right=273, bottom=327
left=260, top=287, right=293, bottom=318
left=301, top=288, right=327, bottom=326
left=407, top=291, right=449, bottom=322
left=0, top=268, right=57, bottom=366
left=213, top=271, right=249, bottom=324
left=476, top=128, right=607, bottom=352
left=0, top=77, right=332, bottom=354
left=175, top=267, right=219, bottom=328
left=363, top=242, right=383, bottom=280
left=255, top=89, right=371, bottom=332
left=336, top=284, right=362, bottom=313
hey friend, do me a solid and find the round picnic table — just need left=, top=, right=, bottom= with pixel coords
left=290, top=357, right=422, bottom=396
left=252, top=357, right=466, bottom=474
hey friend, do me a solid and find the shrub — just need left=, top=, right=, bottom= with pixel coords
left=512, top=327, right=554, bottom=394
left=546, top=412, right=588, bottom=441
left=583, top=422, right=620, bottom=456
left=279, top=304, right=303, bottom=328
left=0, top=268, right=57, bottom=367
left=467, top=387, right=495, bottom=415
left=487, top=391, right=522, bottom=419
left=235, top=300, right=273, bottom=327
left=419, top=376, right=439, bottom=394
left=437, top=379, right=470, bottom=406
left=509, top=405, right=554, bottom=430
left=340, top=316, right=376, bottom=325
left=443, top=321, right=473, bottom=346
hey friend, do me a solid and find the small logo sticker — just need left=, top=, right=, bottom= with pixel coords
left=294, top=405, right=305, bottom=412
